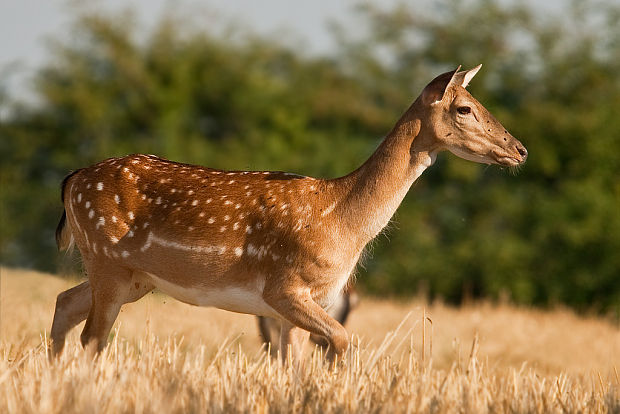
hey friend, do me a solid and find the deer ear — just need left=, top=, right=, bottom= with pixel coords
left=455, top=64, right=482, bottom=88
left=421, top=66, right=461, bottom=106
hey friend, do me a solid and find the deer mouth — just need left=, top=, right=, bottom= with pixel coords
left=448, top=146, right=526, bottom=166
left=495, top=156, right=522, bottom=166
left=492, top=148, right=527, bottom=166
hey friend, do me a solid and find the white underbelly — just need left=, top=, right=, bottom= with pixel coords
left=140, top=272, right=280, bottom=318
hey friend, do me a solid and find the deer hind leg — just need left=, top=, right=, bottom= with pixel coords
left=51, top=281, right=92, bottom=356
left=51, top=274, right=153, bottom=357
left=79, top=266, right=153, bottom=355
left=263, top=286, right=349, bottom=362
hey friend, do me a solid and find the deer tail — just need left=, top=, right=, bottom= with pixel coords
left=55, top=170, right=81, bottom=252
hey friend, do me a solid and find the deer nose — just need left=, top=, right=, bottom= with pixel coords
left=516, top=144, right=528, bottom=159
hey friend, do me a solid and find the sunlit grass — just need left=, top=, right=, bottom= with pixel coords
left=1, top=267, right=618, bottom=413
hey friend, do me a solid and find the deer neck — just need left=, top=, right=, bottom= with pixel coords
left=332, top=109, right=437, bottom=249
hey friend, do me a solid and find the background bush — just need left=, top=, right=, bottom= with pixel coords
left=1, top=0, right=619, bottom=316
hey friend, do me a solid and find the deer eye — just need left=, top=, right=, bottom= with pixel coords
left=457, top=106, right=471, bottom=115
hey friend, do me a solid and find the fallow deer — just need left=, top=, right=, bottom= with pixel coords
left=51, top=65, right=527, bottom=362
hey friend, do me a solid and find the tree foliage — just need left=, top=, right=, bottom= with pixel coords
left=1, top=1, right=619, bottom=315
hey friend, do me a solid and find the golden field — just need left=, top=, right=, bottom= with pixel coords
left=1, top=267, right=618, bottom=413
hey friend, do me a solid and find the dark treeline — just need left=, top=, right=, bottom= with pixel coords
left=1, top=1, right=619, bottom=315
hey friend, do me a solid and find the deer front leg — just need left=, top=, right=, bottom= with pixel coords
left=257, top=316, right=281, bottom=358
left=263, top=285, right=349, bottom=361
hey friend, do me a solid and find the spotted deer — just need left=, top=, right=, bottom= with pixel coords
left=51, top=65, right=527, bottom=361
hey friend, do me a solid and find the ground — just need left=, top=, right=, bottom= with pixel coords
left=1, top=267, right=618, bottom=412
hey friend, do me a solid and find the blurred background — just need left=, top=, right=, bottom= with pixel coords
left=1, top=0, right=619, bottom=317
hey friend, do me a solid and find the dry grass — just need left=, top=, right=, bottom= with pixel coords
left=1, top=267, right=619, bottom=413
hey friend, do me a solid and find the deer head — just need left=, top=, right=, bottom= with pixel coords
left=414, top=65, right=527, bottom=166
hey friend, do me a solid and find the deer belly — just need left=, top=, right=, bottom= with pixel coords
left=141, top=271, right=279, bottom=318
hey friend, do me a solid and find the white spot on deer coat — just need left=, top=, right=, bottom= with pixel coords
left=321, top=201, right=337, bottom=217
left=128, top=211, right=135, bottom=220
left=234, top=247, right=243, bottom=257
left=114, top=194, right=120, bottom=204
left=88, top=209, right=94, bottom=219
left=121, top=251, right=130, bottom=258
left=85, top=201, right=91, bottom=209
left=293, top=219, right=303, bottom=232
left=96, top=217, right=105, bottom=229
left=77, top=193, right=82, bottom=203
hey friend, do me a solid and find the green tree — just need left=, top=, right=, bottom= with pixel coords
left=1, top=0, right=619, bottom=315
